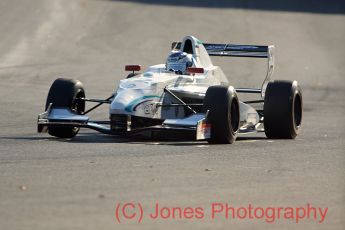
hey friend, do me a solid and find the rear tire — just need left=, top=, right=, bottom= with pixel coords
left=264, top=80, right=303, bottom=139
left=45, top=78, right=85, bottom=138
left=203, top=85, right=240, bottom=144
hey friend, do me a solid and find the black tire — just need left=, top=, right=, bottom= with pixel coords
left=203, top=85, right=240, bottom=144
left=45, top=78, right=85, bottom=138
left=264, top=80, right=303, bottom=139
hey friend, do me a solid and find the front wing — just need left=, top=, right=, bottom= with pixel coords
left=37, top=104, right=211, bottom=140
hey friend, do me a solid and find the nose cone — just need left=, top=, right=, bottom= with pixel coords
left=110, top=91, right=137, bottom=114
left=110, top=76, right=159, bottom=116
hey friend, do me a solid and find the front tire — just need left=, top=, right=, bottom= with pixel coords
left=203, top=85, right=240, bottom=144
left=264, top=80, right=303, bottom=139
left=45, top=78, right=85, bottom=138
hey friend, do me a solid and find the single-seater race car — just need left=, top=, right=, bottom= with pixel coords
left=37, top=35, right=303, bottom=144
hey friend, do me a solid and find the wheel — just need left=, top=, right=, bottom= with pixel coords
left=264, top=80, right=303, bottom=139
left=45, top=78, right=85, bottom=138
left=203, top=85, right=240, bottom=144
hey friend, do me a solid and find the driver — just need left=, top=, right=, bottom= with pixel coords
left=166, top=51, right=195, bottom=74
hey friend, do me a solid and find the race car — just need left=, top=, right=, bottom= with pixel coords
left=37, top=35, right=303, bottom=144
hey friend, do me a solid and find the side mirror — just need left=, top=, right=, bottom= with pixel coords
left=125, top=65, right=141, bottom=73
left=187, top=67, right=204, bottom=75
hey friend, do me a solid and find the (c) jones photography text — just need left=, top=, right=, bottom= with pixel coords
left=115, top=202, right=328, bottom=224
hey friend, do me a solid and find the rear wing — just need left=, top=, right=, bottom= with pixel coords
left=203, top=43, right=273, bottom=59
left=171, top=42, right=274, bottom=97
left=171, top=42, right=273, bottom=58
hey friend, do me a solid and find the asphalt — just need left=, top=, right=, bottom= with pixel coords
left=0, top=1, right=344, bottom=229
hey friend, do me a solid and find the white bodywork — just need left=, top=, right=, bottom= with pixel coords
left=110, top=36, right=260, bottom=128
left=37, top=35, right=273, bottom=139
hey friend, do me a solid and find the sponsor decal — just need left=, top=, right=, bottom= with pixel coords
left=125, top=95, right=160, bottom=112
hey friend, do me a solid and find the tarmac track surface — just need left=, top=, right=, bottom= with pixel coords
left=0, top=1, right=344, bottom=229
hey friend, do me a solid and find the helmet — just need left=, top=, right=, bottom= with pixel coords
left=166, top=51, right=194, bottom=74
